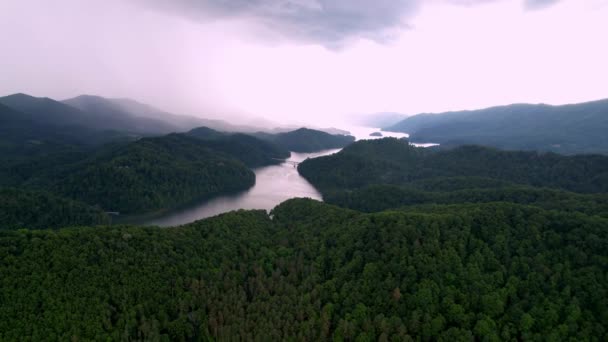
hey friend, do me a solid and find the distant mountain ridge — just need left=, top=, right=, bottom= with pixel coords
left=1, top=93, right=107, bottom=129
left=62, top=95, right=181, bottom=134
left=384, top=98, right=608, bottom=154
left=0, top=92, right=301, bottom=140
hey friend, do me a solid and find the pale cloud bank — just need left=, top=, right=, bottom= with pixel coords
left=0, top=0, right=605, bottom=126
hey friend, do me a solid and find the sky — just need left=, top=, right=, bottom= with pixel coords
left=1, top=0, right=607, bottom=126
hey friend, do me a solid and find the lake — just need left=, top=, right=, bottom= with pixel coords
left=141, top=127, right=428, bottom=227
left=142, top=149, right=340, bottom=227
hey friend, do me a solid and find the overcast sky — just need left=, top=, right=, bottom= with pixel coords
left=1, top=0, right=607, bottom=125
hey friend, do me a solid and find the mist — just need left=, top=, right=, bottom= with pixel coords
left=1, top=0, right=607, bottom=127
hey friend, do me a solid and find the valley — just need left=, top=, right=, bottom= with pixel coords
left=1, top=93, right=607, bottom=341
left=3, top=1, right=608, bottom=339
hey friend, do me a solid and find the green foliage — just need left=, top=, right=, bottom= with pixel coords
left=299, top=138, right=608, bottom=194
left=188, top=129, right=291, bottom=167
left=324, top=184, right=608, bottom=218
left=49, top=134, right=255, bottom=214
left=0, top=101, right=130, bottom=163
left=384, top=99, right=608, bottom=154
left=0, top=187, right=110, bottom=230
left=0, top=199, right=606, bottom=340
left=186, top=126, right=226, bottom=140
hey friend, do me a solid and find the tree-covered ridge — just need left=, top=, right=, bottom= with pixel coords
left=298, top=138, right=608, bottom=194
left=0, top=187, right=110, bottom=230
left=62, top=94, right=179, bottom=134
left=0, top=100, right=131, bottom=163
left=187, top=128, right=291, bottom=167
left=50, top=134, right=255, bottom=214
left=260, top=127, right=356, bottom=152
left=384, top=98, right=608, bottom=155
left=0, top=199, right=606, bottom=340
left=186, top=126, right=227, bottom=140
left=323, top=184, right=608, bottom=217
left=0, top=122, right=289, bottom=220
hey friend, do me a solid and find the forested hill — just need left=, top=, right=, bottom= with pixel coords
left=1, top=198, right=606, bottom=340
left=298, top=138, right=608, bottom=194
left=0, top=123, right=288, bottom=219
left=0, top=93, right=102, bottom=129
left=47, top=134, right=255, bottom=214
left=0, top=93, right=170, bottom=135
left=254, top=127, right=356, bottom=152
left=0, top=188, right=110, bottom=230
left=187, top=127, right=291, bottom=167
left=384, top=98, right=608, bottom=154
left=0, top=93, right=275, bottom=140
left=62, top=95, right=179, bottom=134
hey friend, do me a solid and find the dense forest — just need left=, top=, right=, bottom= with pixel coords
left=49, top=134, right=256, bottom=214
left=0, top=93, right=308, bottom=216
left=298, top=138, right=608, bottom=194
left=2, top=94, right=608, bottom=340
left=187, top=128, right=291, bottom=167
left=0, top=187, right=110, bottom=230
left=384, top=99, right=608, bottom=154
left=323, top=184, right=608, bottom=218
left=1, top=98, right=353, bottom=217
left=1, top=199, right=606, bottom=340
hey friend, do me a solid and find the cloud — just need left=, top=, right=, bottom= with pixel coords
left=137, top=0, right=564, bottom=46
left=524, top=0, right=561, bottom=10
left=137, top=0, right=420, bottom=46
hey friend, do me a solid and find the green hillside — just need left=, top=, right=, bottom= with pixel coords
left=49, top=134, right=255, bottom=214
left=298, top=138, right=608, bottom=194
left=384, top=99, right=608, bottom=154
left=0, top=199, right=606, bottom=340
left=0, top=188, right=110, bottom=230
left=187, top=128, right=291, bottom=167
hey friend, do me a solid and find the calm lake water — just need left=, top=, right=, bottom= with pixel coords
left=142, top=149, right=340, bottom=227
left=141, top=127, right=433, bottom=227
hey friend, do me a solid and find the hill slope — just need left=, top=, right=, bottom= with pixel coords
left=187, top=128, right=290, bottom=167
left=0, top=188, right=110, bottom=230
left=0, top=102, right=130, bottom=186
left=384, top=99, right=608, bottom=154
left=0, top=199, right=606, bottom=340
left=298, top=138, right=608, bottom=194
left=0, top=94, right=142, bottom=148
left=108, top=97, right=264, bottom=133
left=0, top=93, right=100, bottom=128
left=62, top=95, right=179, bottom=134
left=50, top=134, right=255, bottom=214
left=256, top=127, right=355, bottom=152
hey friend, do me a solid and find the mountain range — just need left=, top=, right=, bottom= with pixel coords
left=384, top=98, right=608, bottom=154
left=0, top=93, right=292, bottom=140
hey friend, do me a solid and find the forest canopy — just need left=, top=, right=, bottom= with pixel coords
left=0, top=199, right=606, bottom=340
